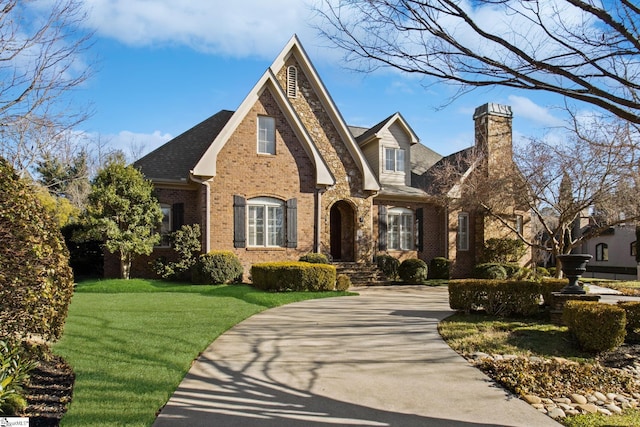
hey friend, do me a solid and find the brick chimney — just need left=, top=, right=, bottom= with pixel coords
left=473, top=103, right=513, bottom=178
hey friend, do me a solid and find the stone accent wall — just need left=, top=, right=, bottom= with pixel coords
left=208, top=88, right=317, bottom=275
left=276, top=57, right=375, bottom=263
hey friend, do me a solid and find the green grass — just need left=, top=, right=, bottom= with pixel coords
left=55, top=279, right=353, bottom=426
left=438, top=313, right=593, bottom=361
left=439, top=313, right=639, bottom=427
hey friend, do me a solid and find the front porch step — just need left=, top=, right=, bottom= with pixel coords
left=332, top=262, right=390, bottom=286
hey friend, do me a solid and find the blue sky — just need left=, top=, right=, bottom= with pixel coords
left=72, top=0, right=570, bottom=159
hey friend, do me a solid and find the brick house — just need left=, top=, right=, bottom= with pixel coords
left=107, top=35, right=530, bottom=279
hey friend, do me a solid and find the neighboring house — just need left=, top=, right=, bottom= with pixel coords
left=580, top=224, right=638, bottom=280
left=105, top=35, right=530, bottom=279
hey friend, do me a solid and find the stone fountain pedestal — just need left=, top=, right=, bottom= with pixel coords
left=549, top=254, right=600, bottom=325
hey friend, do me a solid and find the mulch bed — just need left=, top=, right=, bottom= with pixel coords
left=22, top=354, right=75, bottom=427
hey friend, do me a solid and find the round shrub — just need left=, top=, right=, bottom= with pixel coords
left=376, top=254, right=399, bottom=280
left=429, top=257, right=451, bottom=279
left=0, top=158, right=74, bottom=344
left=563, top=301, right=626, bottom=352
left=299, top=253, right=330, bottom=264
left=398, top=258, right=428, bottom=283
left=192, top=251, right=243, bottom=285
left=336, top=274, right=351, bottom=291
left=472, top=263, right=507, bottom=280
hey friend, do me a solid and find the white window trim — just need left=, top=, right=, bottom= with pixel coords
left=257, top=116, right=276, bottom=155
left=387, top=207, right=414, bottom=250
left=156, top=204, right=172, bottom=247
left=457, top=212, right=469, bottom=251
left=384, top=147, right=406, bottom=173
left=247, top=197, right=284, bottom=248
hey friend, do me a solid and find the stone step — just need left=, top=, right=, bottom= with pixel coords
left=333, top=262, right=390, bottom=286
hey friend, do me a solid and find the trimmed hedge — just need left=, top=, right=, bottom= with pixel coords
left=299, top=253, right=330, bottom=264
left=618, top=301, right=640, bottom=333
left=563, top=301, right=626, bottom=352
left=398, top=258, right=428, bottom=283
left=449, top=280, right=543, bottom=316
left=429, top=257, right=451, bottom=280
left=473, top=263, right=507, bottom=280
left=376, top=254, right=399, bottom=280
left=192, top=251, right=243, bottom=285
left=251, top=262, right=337, bottom=292
left=539, top=278, right=568, bottom=306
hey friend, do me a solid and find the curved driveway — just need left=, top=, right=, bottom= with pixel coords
left=154, top=286, right=560, bottom=426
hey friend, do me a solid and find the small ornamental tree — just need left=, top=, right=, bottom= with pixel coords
left=0, top=158, right=74, bottom=343
left=85, top=159, right=162, bottom=279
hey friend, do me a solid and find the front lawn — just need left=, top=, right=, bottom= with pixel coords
left=54, top=279, right=352, bottom=426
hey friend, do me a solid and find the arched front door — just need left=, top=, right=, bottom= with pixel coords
left=330, top=200, right=355, bottom=261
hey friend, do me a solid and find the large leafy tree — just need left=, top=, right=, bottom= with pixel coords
left=316, top=0, right=640, bottom=124
left=85, top=160, right=162, bottom=279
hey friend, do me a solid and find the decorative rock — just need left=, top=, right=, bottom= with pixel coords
left=532, top=403, right=545, bottom=410
left=523, top=395, right=542, bottom=404
left=503, top=354, right=518, bottom=360
left=565, top=409, right=580, bottom=416
left=605, top=403, right=622, bottom=414
left=632, top=392, right=640, bottom=400
left=586, top=395, right=598, bottom=403
left=547, top=407, right=566, bottom=419
left=606, top=392, right=618, bottom=401
left=577, top=403, right=598, bottom=414
left=570, top=394, right=588, bottom=404
left=622, top=402, right=633, bottom=410
left=597, top=407, right=612, bottom=416
left=472, top=352, right=491, bottom=360
left=541, top=398, right=554, bottom=405
left=558, top=403, right=574, bottom=411
left=553, top=397, right=571, bottom=404
left=614, top=395, right=628, bottom=403
left=593, top=392, right=607, bottom=402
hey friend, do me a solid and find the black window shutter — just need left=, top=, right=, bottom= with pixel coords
left=416, top=208, right=424, bottom=252
left=172, top=203, right=184, bottom=231
left=233, top=195, right=246, bottom=248
left=286, top=198, right=297, bottom=248
left=378, top=205, right=387, bottom=251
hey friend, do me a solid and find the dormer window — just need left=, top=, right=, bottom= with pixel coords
left=384, top=148, right=405, bottom=172
left=287, top=66, right=298, bottom=98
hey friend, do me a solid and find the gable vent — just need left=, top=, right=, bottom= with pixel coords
left=287, top=66, right=297, bottom=98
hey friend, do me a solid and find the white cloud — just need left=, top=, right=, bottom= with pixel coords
left=507, top=95, right=564, bottom=127
left=79, top=0, right=319, bottom=58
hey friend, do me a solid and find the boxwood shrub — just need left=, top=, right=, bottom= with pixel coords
left=398, top=258, right=428, bottom=283
left=617, top=301, right=640, bottom=333
left=539, top=278, right=568, bottom=306
left=299, top=253, right=330, bottom=264
left=251, top=262, right=337, bottom=292
left=335, top=273, right=351, bottom=291
left=563, top=301, right=626, bottom=352
left=449, top=279, right=543, bottom=316
left=376, top=254, right=399, bottom=280
left=192, top=251, right=243, bottom=285
left=473, top=263, right=507, bottom=280
left=428, top=257, right=451, bottom=280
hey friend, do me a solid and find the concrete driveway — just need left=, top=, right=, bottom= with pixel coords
left=153, top=286, right=560, bottom=427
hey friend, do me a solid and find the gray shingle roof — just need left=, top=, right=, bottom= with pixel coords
left=134, top=110, right=234, bottom=182
left=414, top=147, right=474, bottom=194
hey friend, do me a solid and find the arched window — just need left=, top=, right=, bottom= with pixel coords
left=247, top=197, right=284, bottom=247
left=287, top=66, right=298, bottom=98
left=387, top=207, right=414, bottom=250
left=595, top=243, right=608, bottom=261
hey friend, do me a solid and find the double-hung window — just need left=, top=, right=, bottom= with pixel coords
left=157, top=204, right=172, bottom=247
left=595, top=243, right=608, bottom=261
left=247, top=197, right=284, bottom=247
left=384, top=148, right=405, bottom=172
left=457, top=212, right=469, bottom=251
left=387, top=207, right=414, bottom=250
left=258, top=116, right=275, bottom=154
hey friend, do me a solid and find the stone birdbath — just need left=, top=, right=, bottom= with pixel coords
left=557, top=254, right=592, bottom=294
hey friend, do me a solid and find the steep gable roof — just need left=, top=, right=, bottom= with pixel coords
left=269, top=35, right=379, bottom=191
left=192, top=66, right=334, bottom=186
left=134, top=110, right=233, bottom=182
left=355, top=112, right=419, bottom=147
left=415, top=147, right=476, bottom=196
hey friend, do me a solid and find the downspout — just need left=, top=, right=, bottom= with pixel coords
left=444, top=206, right=449, bottom=259
left=190, top=173, right=211, bottom=253
left=314, top=187, right=324, bottom=253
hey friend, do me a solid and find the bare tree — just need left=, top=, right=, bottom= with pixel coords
left=421, top=112, right=640, bottom=275
left=315, top=0, right=640, bottom=124
left=0, top=0, right=93, bottom=172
